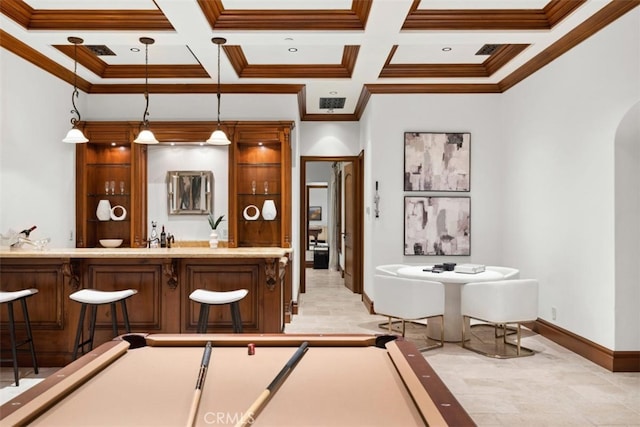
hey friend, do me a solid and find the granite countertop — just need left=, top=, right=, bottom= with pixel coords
left=0, top=247, right=292, bottom=259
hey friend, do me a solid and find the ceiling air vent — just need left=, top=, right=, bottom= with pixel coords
left=475, top=44, right=501, bottom=56
left=86, top=45, right=116, bottom=56
left=319, top=97, right=346, bottom=109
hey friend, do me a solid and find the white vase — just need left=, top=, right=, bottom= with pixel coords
left=262, top=199, right=277, bottom=221
left=96, top=200, right=112, bottom=221
left=209, top=230, right=219, bottom=248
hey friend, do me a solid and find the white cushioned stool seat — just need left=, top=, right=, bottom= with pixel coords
left=69, top=288, right=137, bottom=360
left=189, top=289, right=248, bottom=305
left=0, top=289, right=39, bottom=304
left=70, top=289, right=137, bottom=305
left=0, top=289, right=39, bottom=386
left=189, top=289, right=248, bottom=333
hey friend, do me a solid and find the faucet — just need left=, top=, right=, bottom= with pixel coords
left=166, top=233, right=175, bottom=248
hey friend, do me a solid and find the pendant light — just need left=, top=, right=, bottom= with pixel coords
left=133, top=37, right=159, bottom=144
left=62, top=37, right=88, bottom=144
left=206, top=37, right=231, bottom=145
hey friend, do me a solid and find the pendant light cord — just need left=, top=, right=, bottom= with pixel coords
left=142, top=41, right=150, bottom=126
left=216, top=42, right=222, bottom=126
left=70, top=41, right=81, bottom=126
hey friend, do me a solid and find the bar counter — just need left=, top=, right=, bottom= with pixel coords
left=0, top=247, right=293, bottom=366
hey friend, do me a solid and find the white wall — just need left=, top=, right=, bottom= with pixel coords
left=147, top=145, right=229, bottom=241
left=501, top=9, right=640, bottom=350
left=0, top=50, right=78, bottom=247
left=363, top=93, right=505, bottom=300
left=615, top=101, right=640, bottom=350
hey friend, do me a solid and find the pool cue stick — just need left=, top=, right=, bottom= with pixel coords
left=186, top=341, right=212, bottom=427
left=235, top=341, right=309, bottom=427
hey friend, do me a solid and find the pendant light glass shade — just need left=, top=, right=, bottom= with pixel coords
left=206, top=37, right=231, bottom=146
left=63, top=127, right=89, bottom=143
left=134, top=37, right=158, bottom=144
left=207, top=128, right=231, bottom=145
left=63, top=37, right=88, bottom=144
left=134, top=128, right=159, bottom=144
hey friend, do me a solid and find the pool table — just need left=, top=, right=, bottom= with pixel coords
left=0, top=334, right=476, bottom=426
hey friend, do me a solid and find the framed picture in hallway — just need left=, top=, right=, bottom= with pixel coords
left=404, top=196, right=470, bottom=256
left=404, top=132, right=470, bottom=191
left=309, top=206, right=322, bottom=221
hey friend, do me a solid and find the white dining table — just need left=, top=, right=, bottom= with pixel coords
left=396, top=266, right=505, bottom=342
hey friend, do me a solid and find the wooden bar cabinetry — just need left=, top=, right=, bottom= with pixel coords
left=0, top=249, right=289, bottom=367
left=228, top=122, right=293, bottom=248
left=75, top=122, right=147, bottom=248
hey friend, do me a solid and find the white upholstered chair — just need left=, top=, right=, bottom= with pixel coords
left=461, top=279, right=539, bottom=358
left=485, top=266, right=520, bottom=279
left=373, top=274, right=445, bottom=351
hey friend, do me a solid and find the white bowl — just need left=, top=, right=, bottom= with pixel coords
left=99, top=239, right=123, bottom=248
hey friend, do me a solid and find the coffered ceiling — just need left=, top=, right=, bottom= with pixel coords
left=1, top=0, right=637, bottom=121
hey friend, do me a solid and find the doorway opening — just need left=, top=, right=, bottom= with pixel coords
left=298, top=154, right=364, bottom=303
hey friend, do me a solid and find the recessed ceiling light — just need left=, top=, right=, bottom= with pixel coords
left=130, top=47, right=140, bottom=52
left=329, top=91, right=338, bottom=95
left=442, top=47, right=452, bottom=52
left=288, top=48, right=298, bottom=53
left=285, top=37, right=293, bottom=41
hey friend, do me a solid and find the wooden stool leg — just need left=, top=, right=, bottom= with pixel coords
left=73, top=303, right=87, bottom=360
left=7, top=302, right=20, bottom=386
left=197, top=304, right=211, bottom=334
left=120, top=299, right=132, bottom=333
left=20, top=297, right=38, bottom=375
left=88, top=305, right=97, bottom=352
left=110, top=303, right=118, bottom=337
left=230, top=301, right=243, bottom=333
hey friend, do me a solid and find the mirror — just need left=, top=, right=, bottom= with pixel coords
left=167, top=171, right=213, bottom=215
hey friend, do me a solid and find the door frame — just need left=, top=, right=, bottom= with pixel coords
left=298, top=154, right=364, bottom=297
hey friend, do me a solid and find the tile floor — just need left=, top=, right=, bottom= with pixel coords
left=285, top=268, right=640, bottom=427
left=2, top=268, right=639, bottom=426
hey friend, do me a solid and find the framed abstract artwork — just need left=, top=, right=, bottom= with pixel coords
left=404, top=132, right=470, bottom=191
left=404, top=196, right=470, bottom=256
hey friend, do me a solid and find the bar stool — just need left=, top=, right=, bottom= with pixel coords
left=189, top=289, right=248, bottom=333
left=0, top=289, right=39, bottom=386
left=70, top=289, right=137, bottom=360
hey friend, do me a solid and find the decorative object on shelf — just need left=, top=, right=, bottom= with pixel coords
left=242, top=205, right=260, bottom=221
left=208, top=214, right=225, bottom=248
left=133, top=37, right=159, bottom=144
left=404, top=196, right=470, bottom=256
left=404, top=132, right=470, bottom=192
left=110, top=205, right=127, bottom=221
left=96, top=200, right=112, bottom=221
left=110, top=180, right=116, bottom=195
left=206, top=37, right=231, bottom=145
left=251, top=180, right=256, bottom=195
left=264, top=181, right=269, bottom=195
left=62, top=36, right=88, bottom=144
left=262, top=200, right=277, bottom=221
left=104, top=181, right=110, bottom=195
left=120, top=181, right=125, bottom=194
left=167, top=171, right=213, bottom=215
left=99, top=239, right=123, bottom=248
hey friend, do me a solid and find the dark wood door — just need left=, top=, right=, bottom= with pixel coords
left=344, top=162, right=355, bottom=292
